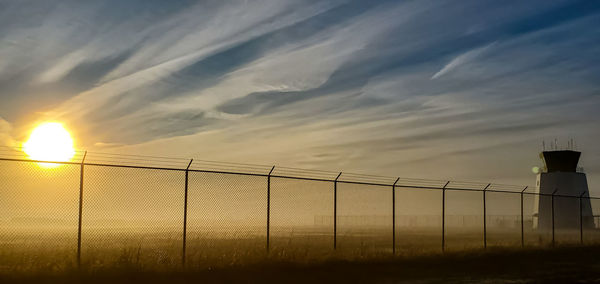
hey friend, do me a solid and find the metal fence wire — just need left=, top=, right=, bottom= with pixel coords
left=0, top=147, right=599, bottom=271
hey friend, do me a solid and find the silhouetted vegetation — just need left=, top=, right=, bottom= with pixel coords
left=2, top=245, right=600, bottom=283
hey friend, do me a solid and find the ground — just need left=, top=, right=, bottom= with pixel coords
left=2, top=245, right=600, bottom=283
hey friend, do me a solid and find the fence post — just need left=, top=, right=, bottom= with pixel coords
left=266, top=166, right=275, bottom=253
left=77, top=151, right=87, bottom=269
left=520, top=186, right=528, bottom=248
left=182, top=159, right=193, bottom=267
left=551, top=189, right=558, bottom=247
left=392, top=177, right=400, bottom=255
left=483, top=184, right=490, bottom=249
left=579, top=192, right=585, bottom=245
left=334, top=172, right=342, bottom=250
left=442, top=181, right=449, bottom=253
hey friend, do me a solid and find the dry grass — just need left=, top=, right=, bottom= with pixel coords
left=1, top=245, right=600, bottom=283
left=2, top=228, right=599, bottom=275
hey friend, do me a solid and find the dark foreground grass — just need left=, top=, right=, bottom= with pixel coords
left=2, top=245, right=600, bottom=283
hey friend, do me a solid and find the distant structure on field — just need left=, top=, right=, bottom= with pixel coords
left=533, top=146, right=594, bottom=231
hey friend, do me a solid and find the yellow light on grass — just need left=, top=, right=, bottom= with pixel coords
left=23, top=122, right=75, bottom=167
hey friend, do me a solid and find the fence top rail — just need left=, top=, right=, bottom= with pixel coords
left=2, top=148, right=597, bottom=199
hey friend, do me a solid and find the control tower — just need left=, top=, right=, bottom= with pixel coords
left=533, top=150, right=594, bottom=231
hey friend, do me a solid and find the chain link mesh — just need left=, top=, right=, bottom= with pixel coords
left=0, top=160, right=79, bottom=271
left=81, top=165, right=184, bottom=269
left=395, top=187, right=442, bottom=255
left=523, top=193, right=548, bottom=247
left=584, top=198, right=600, bottom=244
left=186, top=171, right=266, bottom=266
left=270, top=177, right=333, bottom=257
left=0, top=154, right=599, bottom=272
left=337, top=183, right=392, bottom=256
left=486, top=191, right=521, bottom=247
left=444, top=190, right=484, bottom=251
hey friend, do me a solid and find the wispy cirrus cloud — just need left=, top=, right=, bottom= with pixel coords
left=431, top=43, right=496, bottom=80
left=1, top=0, right=599, bottom=188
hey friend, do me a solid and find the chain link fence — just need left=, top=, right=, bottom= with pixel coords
left=1, top=147, right=599, bottom=272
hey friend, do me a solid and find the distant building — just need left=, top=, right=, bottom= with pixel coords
left=533, top=150, right=594, bottom=231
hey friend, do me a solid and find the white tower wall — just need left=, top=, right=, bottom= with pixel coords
left=533, top=172, right=594, bottom=231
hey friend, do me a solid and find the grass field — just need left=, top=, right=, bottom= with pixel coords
left=2, top=245, right=600, bottom=283
left=2, top=227, right=599, bottom=276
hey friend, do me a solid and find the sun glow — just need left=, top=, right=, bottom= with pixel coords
left=23, top=122, right=75, bottom=167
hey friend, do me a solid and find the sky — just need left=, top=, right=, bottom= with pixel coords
left=1, top=0, right=599, bottom=190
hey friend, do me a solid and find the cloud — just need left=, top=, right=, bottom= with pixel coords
left=0, top=0, right=599, bottom=188
left=0, top=118, right=16, bottom=147
left=431, top=43, right=496, bottom=80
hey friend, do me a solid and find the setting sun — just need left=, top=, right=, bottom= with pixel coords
left=23, top=122, right=75, bottom=165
